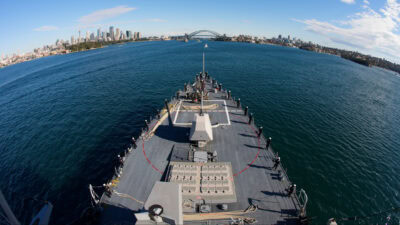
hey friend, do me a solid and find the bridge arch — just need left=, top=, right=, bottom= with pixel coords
left=187, top=30, right=222, bottom=39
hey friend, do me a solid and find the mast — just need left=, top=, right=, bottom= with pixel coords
left=202, top=43, right=207, bottom=76
left=200, top=91, right=204, bottom=116
left=202, top=51, right=205, bottom=76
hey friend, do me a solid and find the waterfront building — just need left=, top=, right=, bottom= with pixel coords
left=71, top=36, right=75, bottom=45
left=110, top=26, right=115, bottom=41
left=278, top=34, right=282, bottom=40
left=78, top=30, right=81, bottom=43
left=133, top=32, right=141, bottom=40
left=86, top=31, right=90, bottom=42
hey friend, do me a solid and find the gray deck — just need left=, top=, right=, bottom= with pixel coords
left=99, top=79, right=302, bottom=225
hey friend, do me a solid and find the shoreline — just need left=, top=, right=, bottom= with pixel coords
left=0, top=39, right=154, bottom=69
left=2, top=39, right=399, bottom=75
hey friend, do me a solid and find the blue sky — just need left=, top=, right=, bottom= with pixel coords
left=1, top=0, right=399, bottom=63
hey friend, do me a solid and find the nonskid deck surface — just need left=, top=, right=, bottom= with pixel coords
left=99, top=80, right=301, bottom=224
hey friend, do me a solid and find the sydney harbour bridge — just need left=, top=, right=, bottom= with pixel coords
left=171, top=30, right=228, bottom=40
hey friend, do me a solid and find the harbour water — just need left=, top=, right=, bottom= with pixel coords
left=0, top=41, right=399, bottom=224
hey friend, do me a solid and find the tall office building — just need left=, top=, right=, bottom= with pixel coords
left=115, top=28, right=120, bottom=41
left=86, top=31, right=90, bottom=42
left=78, top=30, right=81, bottom=43
left=90, top=33, right=95, bottom=41
left=97, top=28, right=101, bottom=41
left=71, top=36, right=75, bottom=45
left=126, top=30, right=132, bottom=40
left=288, top=35, right=291, bottom=41
left=102, top=32, right=107, bottom=41
left=278, top=34, right=282, bottom=40
left=110, top=26, right=115, bottom=41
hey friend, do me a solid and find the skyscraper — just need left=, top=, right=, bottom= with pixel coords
left=78, top=30, right=81, bottom=43
left=110, top=26, right=115, bottom=41
left=115, top=28, right=120, bottom=41
left=90, top=33, right=95, bottom=41
left=71, top=36, right=75, bottom=45
left=86, top=31, right=90, bottom=42
left=102, top=32, right=107, bottom=41
left=97, top=28, right=101, bottom=41
left=126, top=30, right=132, bottom=40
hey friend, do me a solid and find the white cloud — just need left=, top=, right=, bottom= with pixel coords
left=33, top=26, right=59, bottom=31
left=79, top=6, right=136, bottom=24
left=363, top=0, right=370, bottom=5
left=296, top=0, right=400, bottom=61
left=341, top=0, right=356, bottom=4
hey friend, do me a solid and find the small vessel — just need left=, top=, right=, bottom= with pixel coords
left=88, top=45, right=309, bottom=224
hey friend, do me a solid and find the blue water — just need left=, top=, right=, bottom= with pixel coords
left=0, top=41, right=399, bottom=224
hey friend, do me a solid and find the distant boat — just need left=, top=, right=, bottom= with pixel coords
left=205, top=43, right=208, bottom=48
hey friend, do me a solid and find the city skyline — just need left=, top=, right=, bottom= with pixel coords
left=0, top=0, right=400, bottom=63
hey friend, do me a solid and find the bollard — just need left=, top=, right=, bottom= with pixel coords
left=258, top=126, right=263, bottom=137
left=132, top=137, right=137, bottom=149
left=244, top=106, right=248, bottom=116
left=228, top=90, right=231, bottom=100
left=145, top=120, right=149, bottom=131
left=266, top=137, right=272, bottom=149
left=249, top=113, right=253, bottom=124
left=237, top=98, right=241, bottom=108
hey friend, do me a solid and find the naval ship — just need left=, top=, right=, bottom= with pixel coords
left=87, top=45, right=309, bottom=225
